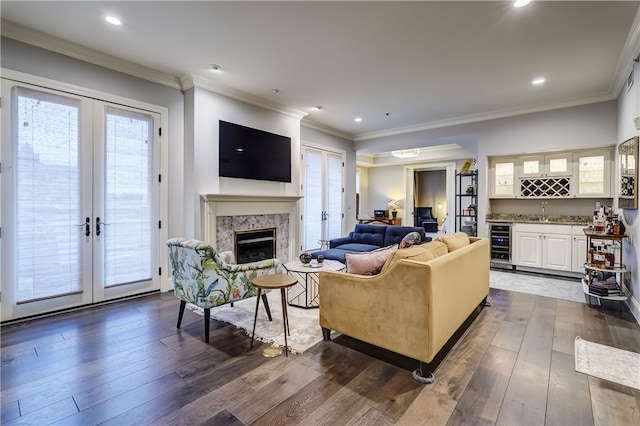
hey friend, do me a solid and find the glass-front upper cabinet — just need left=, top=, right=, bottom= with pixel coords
left=519, top=153, right=572, bottom=177
left=490, top=158, right=516, bottom=198
left=573, top=149, right=612, bottom=197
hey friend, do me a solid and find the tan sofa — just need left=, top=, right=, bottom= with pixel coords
left=319, top=234, right=490, bottom=365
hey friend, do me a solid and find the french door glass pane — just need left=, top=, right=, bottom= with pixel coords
left=325, top=153, right=342, bottom=240
left=15, top=88, right=83, bottom=302
left=303, top=149, right=322, bottom=251
left=103, top=107, right=153, bottom=287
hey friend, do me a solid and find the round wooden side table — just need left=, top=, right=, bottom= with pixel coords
left=251, top=274, right=298, bottom=357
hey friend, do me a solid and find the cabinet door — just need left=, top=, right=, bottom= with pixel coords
left=519, top=155, right=544, bottom=177
left=515, top=232, right=542, bottom=267
left=573, top=149, right=612, bottom=198
left=572, top=235, right=588, bottom=273
left=545, top=153, right=572, bottom=177
left=542, top=234, right=572, bottom=271
left=491, top=158, right=516, bottom=198
left=520, top=154, right=571, bottom=178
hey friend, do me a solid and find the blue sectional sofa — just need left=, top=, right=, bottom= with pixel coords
left=312, top=224, right=429, bottom=263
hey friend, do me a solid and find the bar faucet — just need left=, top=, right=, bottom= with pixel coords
left=540, top=202, right=548, bottom=222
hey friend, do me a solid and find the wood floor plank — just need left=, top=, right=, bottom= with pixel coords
left=344, top=405, right=395, bottom=426
left=490, top=319, right=526, bottom=353
left=52, top=372, right=187, bottom=425
left=154, top=377, right=253, bottom=425
left=1, top=339, right=171, bottom=408
left=397, top=303, right=507, bottom=425
left=228, top=357, right=323, bottom=424
left=98, top=348, right=270, bottom=425
left=249, top=342, right=375, bottom=426
left=71, top=348, right=211, bottom=411
left=496, top=296, right=556, bottom=425
left=552, top=300, right=584, bottom=357
left=447, top=345, right=517, bottom=425
left=0, top=400, right=21, bottom=423
left=589, top=377, right=640, bottom=426
left=3, top=396, right=78, bottom=426
left=198, top=409, right=245, bottom=426
left=546, top=350, right=594, bottom=425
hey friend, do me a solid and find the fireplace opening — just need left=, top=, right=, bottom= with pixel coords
left=234, top=227, right=276, bottom=264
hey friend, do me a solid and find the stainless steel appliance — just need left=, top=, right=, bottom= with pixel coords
left=489, top=222, right=512, bottom=266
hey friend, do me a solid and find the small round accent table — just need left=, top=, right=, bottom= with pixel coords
left=251, top=274, right=298, bottom=357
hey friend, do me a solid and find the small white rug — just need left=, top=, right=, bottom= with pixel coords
left=187, top=290, right=323, bottom=354
left=575, top=336, right=640, bottom=390
left=490, top=270, right=585, bottom=303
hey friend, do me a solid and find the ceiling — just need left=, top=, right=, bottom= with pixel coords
left=2, top=1, right=639, bottom=141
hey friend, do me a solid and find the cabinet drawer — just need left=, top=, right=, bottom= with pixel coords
left=514, top=224, right=572, bottom=234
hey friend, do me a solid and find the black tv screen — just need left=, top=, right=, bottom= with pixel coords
left=219, top=120, right=292, bottom=183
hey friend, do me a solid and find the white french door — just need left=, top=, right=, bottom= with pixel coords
left=301, top=145, right=344, bottom=252
left=1, top=82, right=161, bottom=320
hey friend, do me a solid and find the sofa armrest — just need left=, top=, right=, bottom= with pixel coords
left=330, top=234, right=353, bottom=249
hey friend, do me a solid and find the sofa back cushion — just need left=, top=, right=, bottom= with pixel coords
left=435, top=232, right=470, bottom=252
left=345, top=244, right=398, bottom=275
left=383, top=226, right=427, bottom=247
left=380, top=240, right=448, bottom=273
left=351, top=224, right=386, bottom=247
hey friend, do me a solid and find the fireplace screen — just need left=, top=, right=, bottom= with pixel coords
left=234, top=228, right=276, bottom=264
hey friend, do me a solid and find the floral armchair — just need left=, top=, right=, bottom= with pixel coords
left=166, top=238, right=280, bottom=343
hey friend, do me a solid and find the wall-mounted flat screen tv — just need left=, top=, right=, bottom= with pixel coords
left=219, top=120, right=292, bottom=183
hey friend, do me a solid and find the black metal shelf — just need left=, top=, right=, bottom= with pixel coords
left=455, top=170, right=478, bottom=237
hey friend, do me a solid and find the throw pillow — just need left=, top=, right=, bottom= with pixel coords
left=380, top=240, right=448, bottom=273
left=399, top=231, right=422, bottom=249
left=345, top=245, right=398, bottom=275
left=435, top=232, right=470, bottom=252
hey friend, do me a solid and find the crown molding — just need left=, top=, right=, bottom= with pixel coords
left=300, top=118, right=354, bottom=141
left=611, top=6, right=640, bottom=97
left=182, top=74, right=308, bottom=121
left=354, top=93, right=615, bottom=142
left=1, top=19, right=182, bottom=90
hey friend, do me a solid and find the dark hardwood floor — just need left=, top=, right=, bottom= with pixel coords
left=2, top=287, right=640, bottom=425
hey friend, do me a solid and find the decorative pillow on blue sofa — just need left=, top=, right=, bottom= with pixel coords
left=345, top=245, right=398, bottom=275
left=399, top=231, right=422, bottom=249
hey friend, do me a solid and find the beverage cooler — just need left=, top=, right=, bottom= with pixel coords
left=489, top=223, right=512, bottom=266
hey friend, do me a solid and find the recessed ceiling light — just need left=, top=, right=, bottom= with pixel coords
left=105, top=16, right=122, bottom=26
left=209, top=64, right=222, bottom=72
left=532, top=77, right=546, bottom=85
left=514, top=0, right=532, bottom=8
left=354, top=117, right=362, bottom=123
left=272, top=89, right=280, bottom=94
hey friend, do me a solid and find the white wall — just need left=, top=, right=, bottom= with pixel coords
left=616, top=61, right=640, bottom=323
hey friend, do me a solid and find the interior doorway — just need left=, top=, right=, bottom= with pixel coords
left=403, top=162, right=456, bottom=234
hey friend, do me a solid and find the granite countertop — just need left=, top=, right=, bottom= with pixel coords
left=485, top=214, right=591, bottom=226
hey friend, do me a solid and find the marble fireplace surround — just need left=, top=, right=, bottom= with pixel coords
left=200, top=194, right=302, bottom=264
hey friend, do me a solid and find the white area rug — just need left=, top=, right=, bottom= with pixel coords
left=490, top=270, right=586, bottom=303
left=575, top=336, right=640, bottom=390
left=187, top=290, right=323, bottom=354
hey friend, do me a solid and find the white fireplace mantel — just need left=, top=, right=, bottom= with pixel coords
left=200, top=194, right=302, bottom=262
